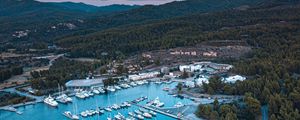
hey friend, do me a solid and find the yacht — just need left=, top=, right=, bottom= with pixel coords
left=105, top=107, right=112, bottom=112
left=130, top=82, right=137, bottom=86
left=92, top=89, right=100, bottom=94
left=75, top=92, right=85, bottom=99
left=136, top=114, right=144, bottom=120
left=134, top=110, right=142, bottom=115
left=174, top=102, right=184, bottom=108
left=149, top=111, right=157, bottom=116
left=107, top=86, right=116, bottom=92
left=128, top=112, right=135, bottom=117
left=56, top=94, right=72, bottom=103
left=115, top=85, right=122, bottom=90
left=44, top=95, right=58, bottom=107
left=80, top=111, right=88, bottom=117
left=142, top=112, right=152, bottom=118
left=63, top=111, right=79, bottom=120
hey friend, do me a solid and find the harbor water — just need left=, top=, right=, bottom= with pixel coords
left=0, top=82, right=193, bottom=120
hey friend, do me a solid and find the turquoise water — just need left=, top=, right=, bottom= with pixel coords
left=0, top=82, right=193, bottom=120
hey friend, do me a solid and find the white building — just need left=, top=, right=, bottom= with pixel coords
left=128, top=71, right=160, bottom=81
left=223, top=75, right=246, bottom=83
left=185, top=81, right=195, bottom=88
left=195, top=77, right=209, bottom=86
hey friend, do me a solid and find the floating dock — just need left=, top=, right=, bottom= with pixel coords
left=132, top=103, right=182, bottom=119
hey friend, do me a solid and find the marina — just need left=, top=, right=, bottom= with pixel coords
left=0, top=81, right=195, bottom=120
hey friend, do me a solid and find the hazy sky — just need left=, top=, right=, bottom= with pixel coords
left=36, top=0, right=182, bottom=6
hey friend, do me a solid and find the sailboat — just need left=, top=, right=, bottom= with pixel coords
left=63, top=101, right=79, bottom=120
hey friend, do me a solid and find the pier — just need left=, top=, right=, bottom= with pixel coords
left=132, top=103, right=182, bottom=120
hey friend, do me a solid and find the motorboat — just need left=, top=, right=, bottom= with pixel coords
left=163, top=87, right=170, bottom=91
left=105, top=107, right=112, bottom=112
left=128, top=112, right=135, bottom=116
left=149, top=111, right=157, bottom=116
left=44, top=95, right=58, bottom=107
left=63, top=111, right=79, bottom=120
left=156, top=102, right=164, bottom=107
left=80, top=111, right=88, bottom=117
left=92, top=89, right=100, bottom=94
left=107, top=86, right=116, bottom=92
left=142, top=112, right=152, bottom=118
left=115, top=85, right=122, bottom=90
left=130, top=82, right=137, bottom=86
left=136, top=114, right=144, bottom=120
left=75, top=92, right=85, bottom=99
left=56, top=94, right=72, bottom=103
left=134, top=110, right=142, bottom=115
left=174, top=102, right=184, bottom=108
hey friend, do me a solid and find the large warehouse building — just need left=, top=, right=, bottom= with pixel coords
left=65, top=77, right=106, bottom=90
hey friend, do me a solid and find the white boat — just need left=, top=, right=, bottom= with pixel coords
left=155, top=81, right=162, bottom=84
left=142, top=112, right=152, bottom=118
left=80, top=111, right=88, bottom=117
left=44, top=95, right=58, bottom=107
left=130, top=82, right=137, bottom=86
left=174, top=102, right=184, bottom=108
left=83, top=91, right=90, bottom=97
left=92, top=89, right=100, bottom=94
left=115, top=85, right=122, bottom=90
left=75, top=92, right=85, bottom=99
left=107, top=118, right=112, bottom=120
left=156, top=102, right=164, bottom=107
left=88, top=91, right=94, bottom=96
left=63, top=111, right=79, bottom=120
left=107, top=86, right=116, bottom=92
left=57, top=94, right=72, bottom=103
left=134, top=110, right=142, bottom=115
left=128, top=112, right=135, bottom=116
left=105, top=107, right=112, bottom=112
left=149, top=111, right=157, bottom=116
left=136, top=114, right=144, bottom=120
left=136, top=81, right=144, bottom=85
left=115, top=114, right=122, bottom=120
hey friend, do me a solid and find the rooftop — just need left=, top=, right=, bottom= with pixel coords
left=65, top=78, right=106, bottom=87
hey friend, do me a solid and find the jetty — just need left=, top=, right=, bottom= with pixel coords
left=132, top=103, right=182, bottom=119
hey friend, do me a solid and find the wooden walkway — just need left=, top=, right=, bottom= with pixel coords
left=132, top=103, right=182, bottom=119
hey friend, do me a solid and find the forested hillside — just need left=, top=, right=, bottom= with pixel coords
left=0, top=0, right=267, bottom=51
left=57, top=3, right=300, bottom=58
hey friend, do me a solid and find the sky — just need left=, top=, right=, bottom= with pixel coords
left=36, top=0, right=182, bottom=6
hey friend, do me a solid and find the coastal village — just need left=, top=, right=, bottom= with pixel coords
left=0, top=53, right=247, bottom=120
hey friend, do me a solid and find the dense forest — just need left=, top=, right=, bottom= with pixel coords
left=57, top=2, right=300, bottom=119
left=30, top=58, right=104, bottom=90
left=57, top=2, right=300, bottom=58
left=0, top=66, right=23, bottom=82
left=0, top=0, right=268, bottom=51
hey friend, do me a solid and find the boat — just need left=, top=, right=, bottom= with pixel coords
left=163, top=87, right=170, bottom=91
left=115, top=85, right=122, bottom=90
left=63, top=111, right=79, bottom=120
left=75, top=92, right=85, bottom=99
left=56, top=94, right=72, bottom=103
left=130, top=82, right=137, bottom=86
left=44, top=95, right=58, bottom=107
left=92, top=89, right=100, bottom=94
left=134, top=110, right=142, bottom=115
left=105, top=107, right=112, bottom=112
left=142, top=112, right=152, bottom=118
left=80, top=111, right=88, bottom=117
left=107, top=86, right=116, bottom=92
left=83, top=91, right=90, bottom=97
left=107, top=117, right=112, bottom=120
left=155, top=81, right=162, bottom=84
left=115, top=114, right=122, bottom=120
left=156, top=102, right=165, bottom=107
left=149, top=111, right=157, bottom=116
left=88, top=91, right=94, bottom=96
left=128, top=112, right=135, bottom=116
left=174, top=102, right=184, bottom=108
left=136, top=114, right=144, bottom=120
